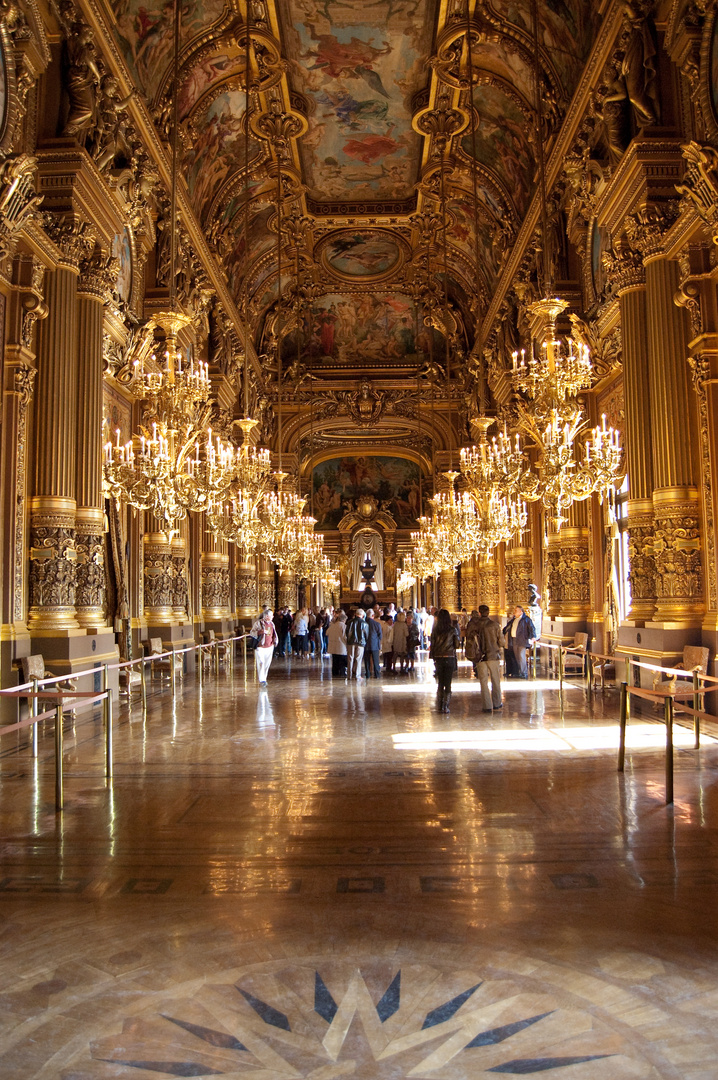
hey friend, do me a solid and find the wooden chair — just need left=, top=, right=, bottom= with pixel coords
left=592, top=653, right=616, bottom=692
left=21, top=655, right=77, bottom=716
left=563, top=632, right=589, bottom=676
left=207, top=629, right=232, bottom=668
left=653, top=645, right=709, bottom=711
left=145, top=637, right=182, bottom=681
left=118, top=661, right=143, bottom=701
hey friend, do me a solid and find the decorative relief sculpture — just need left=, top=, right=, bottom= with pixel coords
left=171, top=554, right=188, bottom=615
left=689, top=354, right=716, bottom=609
left=627, top=515, right=656, bottom=615
left=202, top=566, right=230, bottom=611
left=28, top=521, right=76, bottom=616
left=75, top=529, right=106, bottom=615
left=653, top=503, right=703, bottom=607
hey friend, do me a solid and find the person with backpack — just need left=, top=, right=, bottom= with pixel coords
left=346, top=607, right=369, bottom=680
left=405, top=613, right=420, bottom=672
left=250, top=608, right=278, bottom=686
left=364, top=609, right=383, bottom=678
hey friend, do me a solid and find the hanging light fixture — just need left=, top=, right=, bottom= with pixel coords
left=103, top=0, right=227, bottom=531
left=499, top=0, right=622, bottom=527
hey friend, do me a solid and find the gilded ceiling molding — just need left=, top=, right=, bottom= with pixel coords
left=477, top=0, right=625, bottom=351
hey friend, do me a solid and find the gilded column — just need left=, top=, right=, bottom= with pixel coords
left=460, top=558, right=477, bottom=611
left=504, top=530, right=532, bottom=608
left=554, top=500, right=591, bottom=623
left=644, top=253, right=702, bottom=624
left=479, top=557, right=500, bottom=617
left=75, top=250, right=110, bottom=628
left=437, top=567, right=458, bottom=612
left=171, top=536, right=189, bottom=622
left=258, top=554, right=274, bottom=612
left=143, top=525, right=173, bottom=625
left=29, top=257, right=81, bottom=631
left=236, top=556, right=258, bottom=616
left=278, top=570, right=297, bottom=611
left=201, top=525, right=230, bottom=621
left=615, top=248, right=656, bottom=622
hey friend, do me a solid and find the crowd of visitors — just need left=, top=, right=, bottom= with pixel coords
left=250, top=600, right=538, bottom=714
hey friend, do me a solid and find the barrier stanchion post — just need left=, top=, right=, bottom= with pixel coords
left=586, top=652, right=593, bottom=697
left=55, top=702, right=63, bottom=810
left=532, top=641, right=538, bottom=677
left=103, top=664, right=113, bottom=779
left=558, top=646, right=564, bottom=691
left=214, top=640, right=219, bottom=674
left=198, top=643, right=203, bottom=687
left=140, top=658, right=147, bottom=714
left=665, top=693, right=674, bottom=805
left=618, top=682, right=628, bottom=772
left=171, top=649, right=176, bottom=701
left=242, top=634, right=247, bottom=673
left=693, top=669, right=701, bottom=749
left=30, top=676, right=38, bottom=758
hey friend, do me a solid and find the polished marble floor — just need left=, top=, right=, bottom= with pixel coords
left=2, top=652, right=718, bottom=1077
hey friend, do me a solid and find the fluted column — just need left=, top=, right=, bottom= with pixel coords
left=619, top=271, right=656, bottom=622
left=29, top=264, right=80, bottom=631
left=74, top=254, right=109, bottom=628
left=555, top=501, right=591, bottom=622
left=645, top=255, right=703, bottom=624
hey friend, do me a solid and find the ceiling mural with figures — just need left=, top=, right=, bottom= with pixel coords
left=279, top=0, right=437, bottom=207
left=108, top=0, right=600, bottom=384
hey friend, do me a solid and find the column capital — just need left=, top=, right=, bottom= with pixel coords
left=78, top=245, right=119, bottom=301
left=624, top=202, right=680, bottom=263
left=604, top=238, right=645, bottom=293
left=43, top=212, right=96, bottom=272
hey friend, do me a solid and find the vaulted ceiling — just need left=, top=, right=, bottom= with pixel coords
left=111, top=0, right=598, bottom=375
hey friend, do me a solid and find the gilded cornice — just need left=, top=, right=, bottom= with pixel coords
left=477, top=0, right=625, bottom=351
left=594, top=136, right=685, bottom=235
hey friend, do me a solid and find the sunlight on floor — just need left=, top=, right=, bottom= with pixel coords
left=380, top=678, right=580, bottom=694
left=391, top=724, right=716, bottom=752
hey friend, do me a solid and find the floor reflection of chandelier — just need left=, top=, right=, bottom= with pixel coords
left=509, top=297, right=623, bottom=527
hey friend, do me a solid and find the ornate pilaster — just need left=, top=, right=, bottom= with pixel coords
left=1, top=357, right=35, bottom=632
left=143, top=531, right=173, bottom=625
left=201, top=552, right=230, bottom=619
left=171, top=537, right=189, bottom=622
left=236, top=557, right=258, bottom=617
left=652, top=489, right=703, bottom=624
left=504, top=533, right=532, bottom=609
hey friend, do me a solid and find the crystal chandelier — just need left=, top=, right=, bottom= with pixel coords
left=103, top=313, right=216, bottom=529
left=460, top=417, right=532, bottom=553
left=509, top=297, right=623, bottom=527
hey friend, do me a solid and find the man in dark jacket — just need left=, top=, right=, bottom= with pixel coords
left=364, top=610, right=383, bottom=678
left=346, top=608, right=369, bottom=680
left=503, top=605, right=536, bottom=679
left=476, top=604, right=505, bottom=711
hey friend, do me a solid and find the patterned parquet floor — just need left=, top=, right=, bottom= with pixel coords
left=1, top=651, right=718, bottom=1078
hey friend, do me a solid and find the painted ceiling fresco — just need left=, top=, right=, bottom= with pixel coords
left=280, top=0, right=436, bottom=206
left=279, top=292, right=444, bottom=367
left=112, top=0, right=226, bottom=99
left=109, top=0, right=600, bottom=357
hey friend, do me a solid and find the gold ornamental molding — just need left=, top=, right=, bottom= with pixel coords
left=477, top=0, right=624, bottom=350
left=593, top=137, right=685, bottom=236
left=75, top=0, right=260, bottom=368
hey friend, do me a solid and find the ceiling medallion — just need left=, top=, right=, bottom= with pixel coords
left=317, top=228, right=406, bottom=283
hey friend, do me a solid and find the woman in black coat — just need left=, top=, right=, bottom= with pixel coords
left=429, top=608, right=460, bottom=712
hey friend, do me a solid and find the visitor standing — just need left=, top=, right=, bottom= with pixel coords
left=429, top=608, right=460, bottom=712
left=381, top=613, right=394, bottom=672
left=503, top=605, right=536, bottom=679
left=327, top=610, right=348, bottom=677
left=475, top=604, right=504, bottom=711
left=464, top=609, right=482, bottom=678
left=392, top=610, right=408, bottom=672
left=346, top=608, right=369, bottom=679
left=405, top=613, right=420, bottom=672
left=365, top=609, right=383, bottom=678
left=251, top=608, right=278, bottom=687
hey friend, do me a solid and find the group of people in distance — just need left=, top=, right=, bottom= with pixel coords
left=250, top=600, right=538, bottom=712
